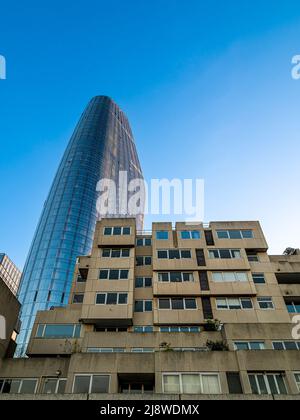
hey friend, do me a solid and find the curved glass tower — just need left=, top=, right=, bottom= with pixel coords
left=16, top=96, right=144, bottom=356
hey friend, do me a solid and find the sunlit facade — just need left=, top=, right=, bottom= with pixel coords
left=16, top=96, right=144, bottom=356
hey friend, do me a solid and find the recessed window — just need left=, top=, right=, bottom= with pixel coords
left=285, top=300, right=300, bottom=314
left=160, top=326, right=200, bottom=333
left=136, top=256, right=152, bottom=266
left=42, top=378, right=67, bottom=394
left=134, top=300, right=153, bottom=313
left=35, top=324, right=81, bottom=339
left=136, top=238, right=152, bottom=246
left=72, top=294, right=84, bottom=304
left=163, top=373, right=221, bottom=395
left=212, top=272, right=248, bottom=283
left=158, top=272, right=194, bottom=283
left=216, top=298, right=253, bottom=310
left=257, top=297, right=274, bottom=310
left=87, top=348, right=125, bottom=353
left=294, top=373, right=300, bottom=392
left=131, top=348, right=155, bottom=353
left=248, top=373, right=287, bottom=395
left=73, top=375, right=110, bottom=394
left=0, top=379, right=38, bottom=394
left=135, top=277, right=152, bottom=288
left=216, top=230, right=254, bottom=239
left=102, top=248, right=130, bottom=258
left=133, top=326, right=153, bottom=333
left=209, top=249, right=241, bottom=259
left=96, top=293, right=128, bottom=305
left=252, top=273, right=266, bottom=284
left=234, top=342, right=265, bottom=350
left=156, top=231, right=169, bottom=240
left=103, top=227, right=131, bottom=236
left=99, top=269, right=129, bottom=280
left=158, top=298, right=197, bottom=310
left=180, top=231, right=201, bottom=240
left=157, top=249, right=192, bottom=260
left=273, top=341, right=300, bottom=351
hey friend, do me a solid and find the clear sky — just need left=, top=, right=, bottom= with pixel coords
left=1, top=0, right=300, bottom=268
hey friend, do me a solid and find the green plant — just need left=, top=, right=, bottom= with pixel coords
left=203, top=319, right=222, bottom=331
left=206, top=340, right=229, bottom=351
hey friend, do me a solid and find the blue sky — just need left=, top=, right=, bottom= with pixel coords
left=1, top=0, right=300, bottom=268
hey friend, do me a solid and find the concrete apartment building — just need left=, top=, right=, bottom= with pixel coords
left=0, top=277, right=21, bottom=359
left=0, top=253, right=21, bottom=296
left=0, top=218, right=300, bottom=399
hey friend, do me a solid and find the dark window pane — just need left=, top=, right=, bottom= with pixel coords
left=118, top=294, right=128, bottom=304
left=111, top=249, right=121, bottom=258
left=185, top=299, right=197, bottom=309
left=227, top=373, right=243, bottom=394
left=170, top=272, right=182, bottom=282
left=158, top=250, right=168, bottom=259
left=123, top=227, right=131, bottom=235
left=145, top=257, right=152, bottom=265
left=74, top=376, right=90, bottom=393
left=145, top=278, right=152, bottom=287
left=145, top=301, right=153, bottom=312
left=169, top=250, right=180, bottom=260
left=136, top=257, right=143, bottom=266
left=91, top=376, right=110, bottom=393
left=181, top=250, right=191, bottom=259
left=172, top=299, right=184, bottom=310
left=107, top=294, right=118, bottom=305
left=219, top=250, right=231, bottom=259
left=120, top=270, right=129, bottom=279
left=122, top=249, right=130, bottom=258
left=135, top=301, right=144, bottom=312
left=102, top=249, right=110, bottom=257
left=96, top=294, right=106, bottom=304
left=104, top=228, right=112, bottom=236
left=135, top=278, right=144, bottom=288
left=113, top=227, right=122, bottom=236
left=229, top=230, right=242, bottom=239
left=109, top=270, right=119, bottom=280
left=159, top=299, right=171, bottom=309
left=99, top=270, right=109, bottom=280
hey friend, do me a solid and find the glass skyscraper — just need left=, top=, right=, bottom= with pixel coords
left=16, top=96, right=144, bottom=356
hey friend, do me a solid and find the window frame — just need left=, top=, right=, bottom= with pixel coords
left=158, top=298, right=197, bottom=311
left=99, top=269, right=130, bottom=280
left=72, top=374, right=110, bottom=394
left=0, top=378, right=38, bottom=394
left=42, top=378, right=67, bottom=394
left=36, top=324, right=81, bottom=339
left=216, top=297, right=253, bottom=311
left=180, top=230, right=201, bottom=240
left=95, top=293, right=128, bottom=306
left=162, top=373, right=221, bottom=395
left=134, top=300, right=153, bottom=313
left=158, top=272, right=194, bottom=283
left=216, top=230, right=254, bottom=240
left=234, top=342, right=266, bottom=351
left=157, top=249, right=192, bottom=260
left=101, top=248, right=131, bottom=258
left=208, top=249, right=242, bottom=260
left=135, top=277, right=153, bottom=288
left=156, top=231, right=169, bottom=240
left=212, top=272, right=248, bottom=283
left=103, top=227, right=131, bottom=236
left=257, top=297, right=275, bottom=310
left=248, top=373, right=287, bottom=395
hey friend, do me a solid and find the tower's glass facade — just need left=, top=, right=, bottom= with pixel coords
left=16, top=96, right=144, bottom=356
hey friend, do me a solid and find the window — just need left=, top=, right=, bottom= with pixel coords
left=158, top=298, right=197, bottom=310
left=158, top=272, right=194, bottom=283
left=234, top=342, right=266, bottom=350
left=102, top=248, right=130, bottom=258
left=0, top=378, right=38, bottom=394
left=212, top=272, right=248, bottom=283
left=134, top=300, right=153, bottom=312
left=157, top=249, right=192, bottom=260
left=180, top=231, right=201, bottom=240
left=227, top=373, right=243, bottom=394
left=216, top=298, right=253, bottom=310
left=248, top=373, right=287, bottom=395
left=87, top=348, right=125, bottom=353
left=73, top=375, right=110, bottom=394
left=160, top=326, right=200, bottom=333
left=36, top=324, right=81, bottom=339
left=247, top=254, right=259, bottom=262
left=133, top=326, right=153, bottom=333
left=77, top=275, right=86, bottom=283
left=156, top=231, right=169, bottom=240
left=286, top=300, right=300, bottom=314
left=136, top=256, right=152, bottom=266
left=43, top=378, right=67, bottom=394
left=135, top=277, right=152, bottom=288
left=257, top=297, right=274, bottom=310
left=136, top=238, right=152, bottom=247
left=252, top=273, right=266, bottom=284
left=99, top=269, right=129, bottom=280
left=163, top=373, right=221, bottom=395
left=273, top=342, right=300, bottom=351
left=209, top=249, right=241, bottom=259
left=131, top=348, right=155, bottom=353
left=103, top=227, right=131, bottom=236
left=72, top=293, right=84, bottom=304
left=216, top=230, right=254, bottom=239
left=96, top=293, right=128, bottom=305
left=294, top=373, right=300, bottom=392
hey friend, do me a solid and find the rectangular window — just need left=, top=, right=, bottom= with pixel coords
left=216, top=230, right=254, bottom=239
left=103, top=227, right=131, bottom=236
left=101, top=248, right=130, bottom=258
left=216, top=298, right=253, bottom=310
left=273, top=342, right=300, bottom=351
left=285, top=300, right=300, bottom=314
left=99, top=269, right=129, bottom=280
left=158, top=272, right=194, bottom=283
left=42, top=378, right=67, bottom=394
left=227, top=373, right=243, bottom=394
left=163, top=373, right=221, bottom=395
left=157, top=249, right=192, bottom=260
left=136, top=238, right=152, bottom=246
left=212, top=272, right=248, bottom=283
left=202, top=297, right=213, bottom=320
left=294, top=373, right=300, bottom=392
left=133, top=326, right=153, bottom=333
left=180, top=231, right=201, bottom=240
left=96, top=293, right=128, bottom=305
left=252, top=273, right=266, bottom=284
left=87, top=348, right=125, bottom=353
left=247, top=254, right=260, bottom=262
left=248, top=373, right=287, bottom=395
left=234, top=342, right=266, bottom=350
left=0, top=379, right=38, bottom=394
left=257, top=297, right=274, bottom=310
left=209, top=249, right=241, bottom=259
left=135, top=277, right=152, bottom=288
left=73, top=375, right=110, bottom=394
left=158, top=298, right=197, bottom=310
left=131, top=348, right=155, bottom=353
left=36, top=324, right=81, bottom=339
left=160, top=326, right=200, bottom=333
left=134, top=300, right=153, bottom=313
left=72, top=294, right=84, bottom=304
left=136, top=256, right=152, bottom=266
left=156, top=231, right=169, bottom=240
left=196, top=249, right=206, bottom=266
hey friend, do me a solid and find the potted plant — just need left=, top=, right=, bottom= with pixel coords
left=203, top=319, right=222, bottom=332
left=206, top=340, right=229, bottom=351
